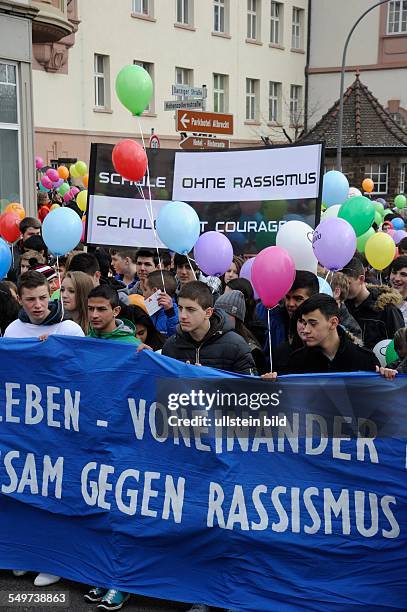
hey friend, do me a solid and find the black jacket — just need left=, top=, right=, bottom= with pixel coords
left=345, top=285, right=404, bottom=349
left=338, top=303, right=362, bottom=339
left=162, top=309, right=256, bottom=375
left=284, top=327, right=380, bottom=374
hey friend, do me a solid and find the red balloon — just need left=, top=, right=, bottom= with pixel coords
left=38, top=205, right=50, bottom=222
left=0, top=212, right=21, bottom=243
left=112, top=139, right=147, bottom=182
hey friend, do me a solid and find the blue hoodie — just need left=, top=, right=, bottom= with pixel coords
left=150, top=297, right=179, bottom=337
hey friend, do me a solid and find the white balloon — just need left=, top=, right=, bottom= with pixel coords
left=276, top=220, right=318, bottom=273
left=348, top=187, right=362, bottom=199
left=322, top=204, right=341, bottom=220
left=373, top=339, right=391, bottom=368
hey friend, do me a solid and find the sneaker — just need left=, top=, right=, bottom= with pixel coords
left=84, top=587, right=107, bottom=603
left=12, top=570, right=28, bottom=577
left=187, top=606, right=210, bottom=612
left=33, top=573, right=60, bottom=587
left=97, top=590, right=130, bottom=611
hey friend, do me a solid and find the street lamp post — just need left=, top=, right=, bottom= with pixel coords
left=336, top=0, right=392, bottom=170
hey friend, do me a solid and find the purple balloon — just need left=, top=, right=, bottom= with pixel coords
left=239, top=257, right=259, bottom=300
left=194, top=231, right=233, bottom=276
left=312, top=218, right=357, bottom=271
left=393, top=229, right=407, bottom=245
left=53, top=178, right=64, bottom=189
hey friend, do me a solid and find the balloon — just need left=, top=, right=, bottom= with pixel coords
left=82, top=174, right=89, bottom=188
left=69, top=164, right=80, bottom=179
left=251, top=246, right=296, bottom=308
left=70, top=186, right=80, bottom=197
left=112, top=139, right=148, bottom=182
left=46, top=168, right=59, bottom=182
left=365, top=232, right=396, bottom=270
left=318, top=276, right=333, bottom=296
left=76, top=190, right=88, bottom=212
left=392, top=217, right=405, bottom=230
left=322, top=170, right=349, bottom=206
left=75, top=161, right=87, bottom=176
left=394, top=194, right=407, bottom=210
left=362, top=178, right=374, bottom=193
left=312, top=218, right=356, bottom=271
left=156, top=201, right=200, bottom=254
left=63, top=192, right=72, bottom=203
left=41, top=176, right=53, bottom=190
left=393, top=230, right=407, bottom=245
left=0, top=238, right=12, bottom=279
left=338, top=196, right=375, bottom=237
left=57, top=166, right=69, bottom=180
left=387, top=229, right=396, bottom=238
left=50, top=204, right=60, bottom=211
left=348, top=187, right=362, bottom=198
left=38, top=205, right=50, bottom=222
left=356, top=227, right=375, bottom=253
left=374, top=211, right=382, bottom=226
left=42, top=207, right=83, bottom=256
left=376, top=198, right=386, bottom=206
left=0, top=212, right=21, bottom=243
left=385, top=339, right=399, bottom=366
left=321, top=204, right=341, bottom=220
left=373, top=339, right=391, bottom=367
left=276, top=220, right=317, bottom=273
left=35, top=156, right=44, bottom=170
left=239, top=258, right=259, bottom=300
left=53, top=178, right=64, bottom=189
left=374, top=202, right=384, bottom=216
left=115, top=64, right=153, bottom=116
left=5, top=203, right=25, bottom=220
left=194, top=232, right=233, bottom=276
left=38, top=184, right=50, bottom=192
left=58, top=182, right=70, bottom=196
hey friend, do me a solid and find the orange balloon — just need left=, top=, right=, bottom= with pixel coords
left=5, top=203, right=25, bottom=219
left=128, top=293, right=148, bottom=313
left=82, top=174, right=88, bottom=188
left=362, top=178, right=374, bottom=193
left=57, top=165, right=69, bottom=180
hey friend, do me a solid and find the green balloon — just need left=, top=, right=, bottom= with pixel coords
left=374, top=202, right=384, bottom=215
left=383, top=210, right=393, bottom=218
left=58, top=182, right=70, bottom=196
left=356, top=227, right=375, bottom=253
left=115, top=64, right=153, bottom=116
left=75, top=160, right=87, bottom=176
left=338, top=195, right=375, bottom=237
left=394, top=194, right=407, bottom=209
left=385, top=339, right=398, bottom=366
left=374, top=211, right=382, bottom=226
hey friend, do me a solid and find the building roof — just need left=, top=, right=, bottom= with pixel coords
left=301, top=74, right=407, bottom=148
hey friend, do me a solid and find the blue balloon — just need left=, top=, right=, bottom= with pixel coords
left=392, top=217, right=405, bottom=230
left=322, top=171, right=349, bottom=207
left=318, top=276, right=333, bottom=296
left=42, top=207, right=83, bottom=256
left=156, top=201, right=200, bottom=254
left=39, top=183, right=50, bottom=192
left=0, top=238, right=12, bottom=279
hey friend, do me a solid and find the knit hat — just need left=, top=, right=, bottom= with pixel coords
left=32, top=264, right=57, bottom=281
left=216, top=290, right=246, bottom=322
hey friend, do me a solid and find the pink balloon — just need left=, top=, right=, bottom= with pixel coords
left=35, top=156, right=44, bottom=170
left=239, top=257, right=259, bottom=300
left=63, top=191, right=72, bottom=203
left=41, top=175, right=53, bottom=190
left=387, top=229, right=396, bottom=238
left=46, top=168, right=59, bottom=182
left=252, top=247, right=296, bottom=308
left=70, top=186, right=80, bottom=197
left=312, top=218, right=356, bottom=271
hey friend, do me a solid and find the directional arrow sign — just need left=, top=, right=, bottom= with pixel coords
left=176, top=110, right=234, bottom=135
left=180, top=136, right=230, bottom=150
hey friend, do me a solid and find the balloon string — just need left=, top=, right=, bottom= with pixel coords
left=136, top=116, right=166, bottom=293
left=267, top=308, right=273, bottom=373
left=186, top=253, right=197, bottom=280
left=56, top=255, right=64, bottom=321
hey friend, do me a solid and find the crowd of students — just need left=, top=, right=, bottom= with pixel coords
left=0, top=213, right=406, bottom=611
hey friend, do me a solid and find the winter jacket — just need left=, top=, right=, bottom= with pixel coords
left=87, top=318, right=140, bottom=344
left=150, top=298, right=179, bottom=337
left=162, top=308, right=256, bottom=374
left=346, top=285, right=404, bottom=349
left=338, top=303, right=362, bottom=339
left=284, top=327, right=380, bottom=374
left=3, top=300, right=84, bottom=338
left=255, top=302, right=290, bottom=350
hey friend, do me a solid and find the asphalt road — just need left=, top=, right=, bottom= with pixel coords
left=0, top=571, right=226, bottom=612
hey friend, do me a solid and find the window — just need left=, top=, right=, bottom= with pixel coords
left=214, top=73, right=228, bottom=113
left=0, top=61, right=20, bottom=205
left=247, top=0, right=258, bottom=40
left=246, top=78, right=259, bottom=120
left=94, top=54, right=110, bottom=109
left=270, top=2, right=282, bottom=44
left=132, top=0, right=150, bottom=15
left=365, top=163, right=389, bottom=194
left=399, top=162, right=407, bottom=193
left=133, top=61, right=154, bottom=112
left=290, top=84, right=302, bottom=124
left=175, top=66, right=193, bottom=100
left=214, top=0, right=228, bottom=33
left=292, top=7, right=304, bottom=49
left=177, top=0, right=193, bottom=25
left=390, top=111, right=407, bottom=127
left=387, top=1, right=407, bottom=34
left=269, top=81, right=281, bottom=122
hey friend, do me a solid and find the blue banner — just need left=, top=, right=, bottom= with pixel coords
left=0, top=336, right=406, bottom=611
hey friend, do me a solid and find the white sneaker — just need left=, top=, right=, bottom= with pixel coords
left=12, top=570, right=28, bottom=577
left=33, top=573, right=60, bottom=587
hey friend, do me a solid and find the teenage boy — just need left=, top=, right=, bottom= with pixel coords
left=130, top=249, right=158, bottom=295
left=174, top=253, right=222, bottom=301
left=398, top=237, right=407, bottom=255
left=68, top=252, right=129, bottom=305
left=111, top=248, right=138, bottom=290
left=19, top=249, right=46, bottom=275
left=389, top=255, right=407, bottom=325
left=143, top=269, right=179, bottom=337
left=329, top=272, right=362, bottom=338
left=9, top=217, right=42, bottom=282
left=87, top=285, right=140, bottom=344
left=341, top=256, right=404, bottom=348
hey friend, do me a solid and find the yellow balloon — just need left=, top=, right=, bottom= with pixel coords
left=70, top=164, right=80, bottom=179
left=76, top=190, right=88, bottom=212
left=50, top=203, right=60, bottom=210
left=365, top=232, right=396, bottom=270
